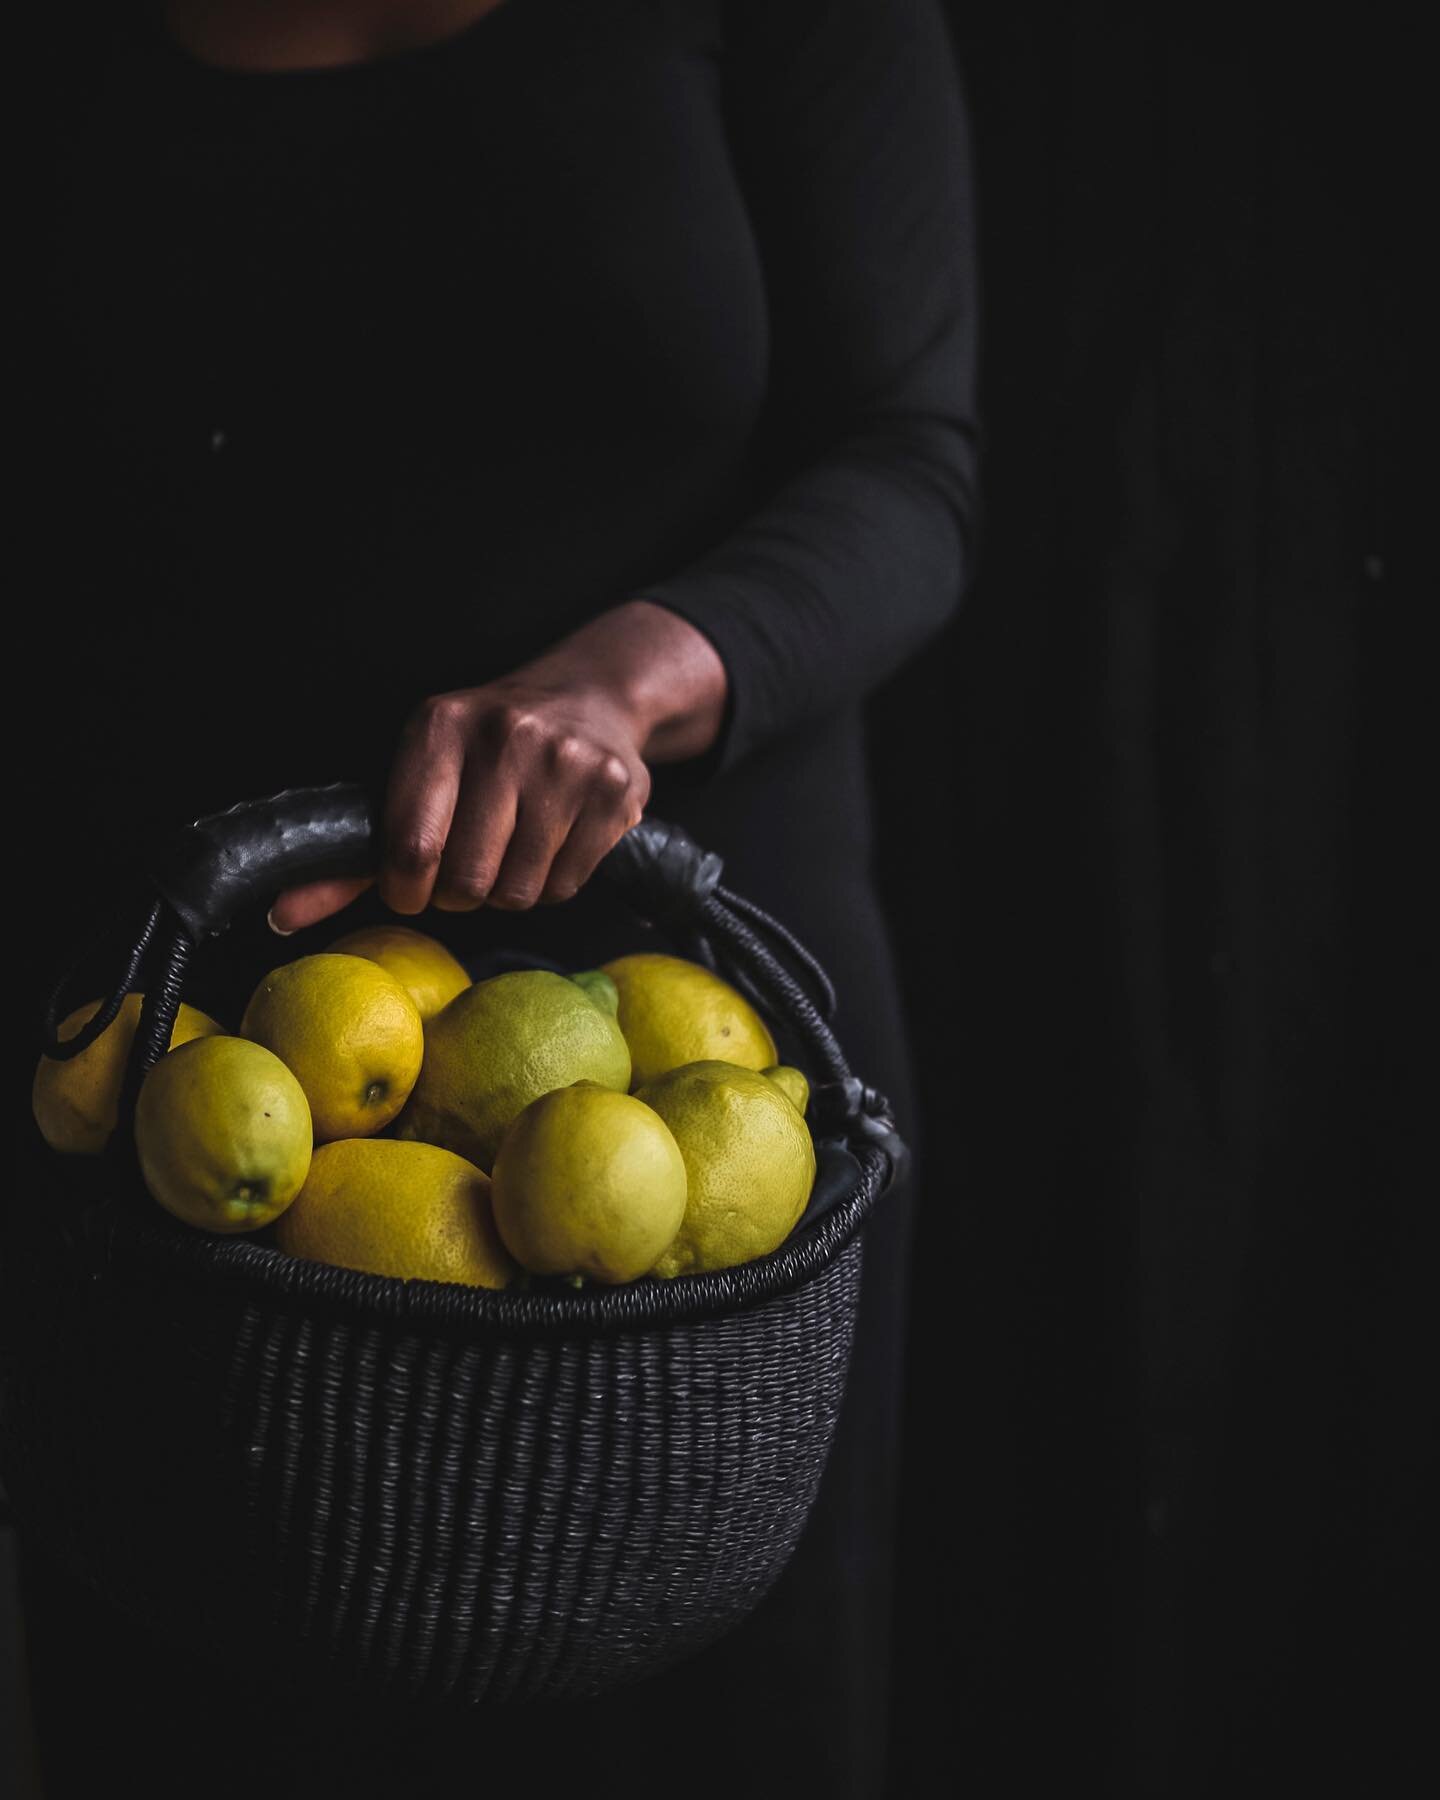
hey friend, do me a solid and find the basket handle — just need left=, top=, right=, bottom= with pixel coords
left=149, top=783, right=724, bottom=949
left=43, top=782, right=909, bottom=1185
left=151, top=782, right=376, bottom=941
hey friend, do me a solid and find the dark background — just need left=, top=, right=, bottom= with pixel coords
left=3, top=6, right=1418, bottom=1796
left=872, top=6, right=1419, bottom=1795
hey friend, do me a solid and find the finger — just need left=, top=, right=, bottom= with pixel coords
left=487, top=783, right=587, bottom=912
left=379, top=703, right=466, bottom=915
left=432, top=763, right=520, bottom=912
left=540, top=767, right=647, bottom=905
left=268, top=875, right=375, bottom=935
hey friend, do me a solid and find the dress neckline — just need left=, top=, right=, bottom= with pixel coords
left=154, top=0, right=526, bottom=82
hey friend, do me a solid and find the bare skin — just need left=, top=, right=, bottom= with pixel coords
left=269, top=602, right=728, bottom=932
left=161, top=2, right=731, bottom=931
left=163, top=0, right=514, bottom=70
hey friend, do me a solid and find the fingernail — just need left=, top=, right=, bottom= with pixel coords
left=267, top=908, right=297, bottom=937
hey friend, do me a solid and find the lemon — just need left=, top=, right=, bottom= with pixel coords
left=397, top=969, right=630, bottom=1172
left=240, top=954, right=424, bottom=1143
left=134, top=1035, right=312, bottom=1232
left=491, top=1081, right=687, bottom=1283
left=568, top=968, right=619, bottom=1013
left=276, top=1138, right=513, bottom=1288
left=32, top=993, right=224, bottom=1155
left=599, top=953, right=777, bottom=1087
left=635, top=1061, right=816, bottom=1278
left=762, top=1064, right=809, bottom=1115
left=325, top=923, right=470, bottom=1022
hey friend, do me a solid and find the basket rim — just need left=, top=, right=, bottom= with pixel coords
left=83, top=1139, right=890, bottom=1336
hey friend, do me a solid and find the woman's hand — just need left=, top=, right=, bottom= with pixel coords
left=268, top=601, right=727, bottom=933
left=377, top=677, right=652, bottom=916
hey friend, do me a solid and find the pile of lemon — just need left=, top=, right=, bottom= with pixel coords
left=32, top=930, right=817, bottom=1290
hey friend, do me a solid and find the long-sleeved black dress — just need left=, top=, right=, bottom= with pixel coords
left=16, top=3, right=979, bottom=1794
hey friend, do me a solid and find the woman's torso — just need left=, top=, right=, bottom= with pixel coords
left=50, top=1, right=769, bottom=667
left=31, top=0, right=897, bottom=1098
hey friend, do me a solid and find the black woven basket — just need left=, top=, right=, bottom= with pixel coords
left=0, top=785, right=906, bottom=1705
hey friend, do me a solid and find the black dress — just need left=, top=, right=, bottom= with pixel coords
left=16, top=3, right=978, bottom=1794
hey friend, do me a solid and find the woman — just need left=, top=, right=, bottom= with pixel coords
left=17, top=1, right=978, bottom=1793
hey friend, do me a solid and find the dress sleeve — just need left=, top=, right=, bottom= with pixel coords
left=640, top=0, right=981, bottom=776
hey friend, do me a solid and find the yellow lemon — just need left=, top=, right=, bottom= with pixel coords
left=32, top=993, right=224, bottom=1155
left=635, top=1061, right=816, bottom=1279
left=763, top=1064, right=810, bottom=1115
left=276, top=1138, right=513, bottom=1288
left=397, top=969, right=630, bottom=1172
left=240, top=954, right=424, bottom=1143
left=599, top=953, right=777, bottom=1088
left=491, top=1082, right=687, bottom=1283
left=134, top=1035, right=312, bottom=1233
left=325, top=923, right=470, bottom=1022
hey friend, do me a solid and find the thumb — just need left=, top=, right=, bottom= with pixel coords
left=268, top=875, right=376, bottom=936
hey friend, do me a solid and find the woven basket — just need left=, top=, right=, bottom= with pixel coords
left=0, top=785, right=906, bottom=1705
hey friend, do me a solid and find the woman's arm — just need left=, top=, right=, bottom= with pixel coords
left=269, top=601, right=727, bottom=929
left=640, top=0, right=980, bottom=774
left=273, top=0, right=977, bottom=930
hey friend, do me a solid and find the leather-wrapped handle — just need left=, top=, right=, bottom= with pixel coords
left=151, top=783, right=377, bottom=940
left=150, top=781, right=725, bottom=941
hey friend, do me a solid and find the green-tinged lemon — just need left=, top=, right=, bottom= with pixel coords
left=636, top=1061, right=816, bottom=1278
left=240, top=954, right=423, bottom=1142
left=32, top=993, right=224, bottom=1156
left=276, top=1137, right=513, bottom=1288
left=490, top=1081, right=687, bottom=1283
left=568, top=968, right=619, bottom=1014
left=397, top=969, right=630, bottom=1172
left=599, top=953, right=777, bottom=1087
left=134, top=1035, right=312, bottom=1233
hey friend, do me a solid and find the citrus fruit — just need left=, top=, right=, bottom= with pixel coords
left=568, top=968, right=619, bottom=1012
left=490, top=1081, right=687, bottom=1283
left=762, top=1064, right=809, bottom=1115
left=635, top=1061, right=816, bottom=1278
left=397, top=969, right=630, bottom=1172
left=32, top=993, right=224, bottom=1155
left=599, top=953, right=777, bottom=1087
left=325, top=923, right=470, bottom=1021
left=134, top=1035, right=312, bottom=1232
left=276, top=1138, right=513, bottom=1288
left=240, top=953, right=424, bottom=1142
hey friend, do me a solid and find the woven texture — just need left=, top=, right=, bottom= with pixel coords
left=3, top=1159, right=866, bottom=1702
left=3, top=799, right=904, bottom=1703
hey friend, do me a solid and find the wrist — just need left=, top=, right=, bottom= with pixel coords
left=520, top=600, right=727, bottom=763
left=611, top=599, right=728, bottom=762
left=606, top=600, right=686, bottom=740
